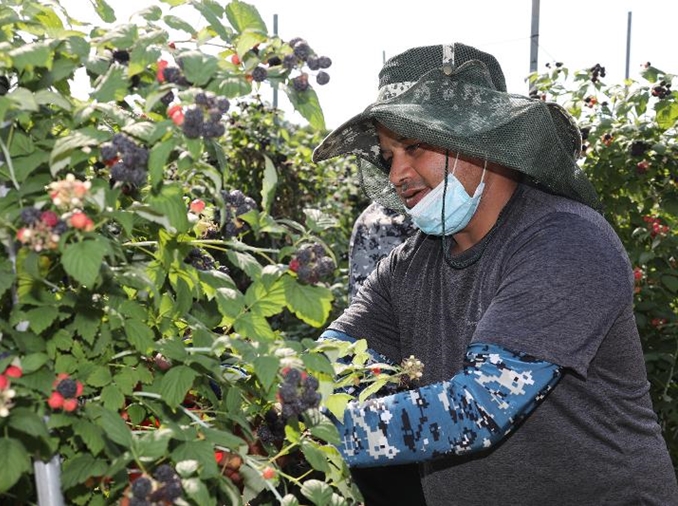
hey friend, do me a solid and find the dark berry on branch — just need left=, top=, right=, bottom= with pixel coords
left=0, top=76, right=9, bottom=96
left=251, top=65, right=268, bottom=82
left=182, top=107, right=204, bottom=138
left=316, top=71, right=330, bottom=85
left=20, top=207, right=42, bottom=226
left=56, top=378, right=78, bottom=398
left=306, top=56, right=320, bottom=71
left=112, top=50, right=130, bottom=64
left=629, top=141, right=650, bottom=157
left=293, top=41, right=311, bottom=61
left=153, top=464, right=176, bottom=483
left=129, top=498, right=150, bottom=506
left=53, top=221, right=69, bottom=235
left=267, top=56, right=282, bottom=67
left=217, top=98, right=230, bottom=113
left=292, top=74, right=309, bottom=92
left=195, top=92, right=209, bottom=106
left=162, top=480, right=183, bottom=500
left=202, top=121, right=225, bottom=138
left=160, top=91, right=175, bottom=106
left=288, top=37, right=303, bottom=48
left=282, top=54, right=298, bottom=70
left=131, top=477, right=152, bottom=498
left=317, top=56, right=332, bottom=69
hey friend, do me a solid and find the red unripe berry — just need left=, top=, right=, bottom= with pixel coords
left=190, top=199, right=206, bottom=213
left=62, top=398, right=78, bottom=412
left=157, top=59, right=169, bottom=82
left=231, top=54, right=241, bottom=65
left=41, top=210, right=59, bottom=227
left=371, top=366, right=382, bottom=375
left=633, top=268, right=643, bottom=281
left=0, top=374, right=8, bottom=390
left=48, top=391, right=64, bottom=409
left=168, top=42, right=176, bottom=50
left=636, top=161, right=649, bottom=173
left=289, top=259, right=300, bottom=272
left=5, top=365, right=22, bottom=378
left=262, top=466, right=276, bottom=479
left=70, top=212, right=93, bottom=231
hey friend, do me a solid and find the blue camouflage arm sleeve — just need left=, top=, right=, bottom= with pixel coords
left=334, top=342, right=562, bottom=467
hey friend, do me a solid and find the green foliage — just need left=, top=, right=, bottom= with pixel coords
left=0, top=1, right=375, bottom=504
left=530, top=62, right=678, bottom=469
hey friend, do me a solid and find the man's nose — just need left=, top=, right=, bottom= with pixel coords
left=388, top=154, right=411, bottom=186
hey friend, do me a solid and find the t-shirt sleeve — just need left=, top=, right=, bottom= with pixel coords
left=329, top=245, right=403, bottom=364
left=473, top=212, right=633, bottom=377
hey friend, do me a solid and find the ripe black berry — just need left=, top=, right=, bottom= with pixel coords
left=292, top=74, right=309, bottom=92
left=293, top=41, right=311, bottom=61
left=0, top=76, right=9, bottom=96
left=282, top=54, right=298, bottom=70
left=131, top=477, right=152, bottom=498
left=267, top=56, right=282, bottom=67
left=112, top=50, right=130, bottom=64
left=251, top=65, right=268, bottom=82
left=20, top=207, right=42, bottom=226
left=56, top=378, right=78, bottom=398
left=153, top=464, right=176, bottom=483
left=317, top=56, right=332, bottom=69
left=306, top=56, right=320, bottom=71
left=316, top=71, right=330, bottom=86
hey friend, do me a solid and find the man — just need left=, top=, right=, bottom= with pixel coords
left=313, top=43, right=678, bottom=505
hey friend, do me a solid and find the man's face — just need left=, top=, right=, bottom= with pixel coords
left=377, top=124, right=482, bottom=210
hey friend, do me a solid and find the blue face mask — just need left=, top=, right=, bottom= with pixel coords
left=407, top=155, right=486, bottom=236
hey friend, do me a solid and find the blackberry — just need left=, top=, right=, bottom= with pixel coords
left=251, top=65, right=268, bottom=82
left=316, top=71, right=330, bottom=86
left=293, top=41, right=311, bottom=61
left=160, top=91, right=175, bottom=106
left=0, top=76, right=9, bottom=96
left=129, top=498, right=150, bottom=506
left=291, top=74, right=309, bottom=92
left=131, top=477, right=152, bottom=498
left=290, top=243, right=335, bottom=284
left=267, top=56, right=282, bottom=67
left=153, top=464, right=176, bottom=483
left=317, top=56, right=332, bottom=69
left=282, top=54, right=298, bottom=70
left=20, top=207, right=42, bottom=226
left=202, top=120, right=225, bottom=138
left=287, top=37, right=303, bottom=48
left=217, top=97, right=230, bottom=113
left=182, top=107, right=204, bottom=139
left=56, top=378, right=78, bottom=398
left=52, top=221, right=69, bottom=235
left=112, top=50, right=130, bottom=64
left=306, top=56, right=320, bottom=71
left=185, top=248, right=216, bottom=271
left=195, top=92, right=210, bottom=106
left=629, top=141, right=650, bottom=157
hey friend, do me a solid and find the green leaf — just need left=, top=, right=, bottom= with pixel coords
left=301, top=352, right=335, bottom=377
left=20, top=352, right=49, bottom=373
left=92, top=0, right=116, bottom=23
left=655, top=100, right=678, bottom=130
left=225, top=0, right=267, bottom=33
left=170, top=440, right=219, bottom=478
left=163, top=15, right=197, bottom=35
left=244, top=278, right=286, bottom=317
left=61, top=238, right=109, bottom=287
left=308, top=417, right=341, bottom=446
left=24, top=305, right=59, bottom=334
left=50, top=128, right=109, bottom=176
left=324, top=393, right=352, bottom=420
left=234, top=311, right=275, bottom=340
left=160, top=365, right=198, bottom=408
left=226, top=250, right=262, bottom=279
left=7, top=408, right=51, bottom=442
left=261, top=155, right=278, bottom=214
left=300, top=479, right=333, bottom=506
left=0, top=259, right=15, bottom=299
left=215, top=287, right=246, bottom=323
left=72, top=419, right=106, bottom=455
left=9, top=41, right=53, bottom=71
left=87, top=365, right=113, bottom=387
left=283, top=276, right=333, bottom=327
left=0, top=438, right=31, bottom=492
left=124, top=318, right=156, bottom=354
left=661, top=275, right=678, bottom=293
left=74, top=311, right=100, bottom=345
left=61, top=453, right=108, bottom=489
left=147, top=184, right=190, bottom=233
left=129, top=44, right=162, bottom=76
left=148, top=138, right=177, bottom=189
left=253, top=355, right=279, bottom=391
left=182, top=477, right=215, bottom=505
left=189, top=0, right=231, bottom=42
left=91, top=64, right=129, bottom=103
left=134, top=428, right=173, bottom=460
left=35, top=89, right=72, bottom=111
left=284, top=84, right=326, bottom=130
left=88, top=405, right=133, bottom=447
left=300, top=440, right=330, bottom=473
left=179, top=50, right=219, bottom=87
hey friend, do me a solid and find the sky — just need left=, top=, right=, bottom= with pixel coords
left=64, top=0, right=678, bottom=130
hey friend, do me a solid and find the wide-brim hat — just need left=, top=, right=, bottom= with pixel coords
left=312, top=43, right=600, bottom=211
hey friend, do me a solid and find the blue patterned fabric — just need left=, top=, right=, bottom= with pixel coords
left=333, top=341, right=561, bottom=467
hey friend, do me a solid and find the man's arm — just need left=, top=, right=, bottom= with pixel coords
left=331, top=341, right=561, bottom=467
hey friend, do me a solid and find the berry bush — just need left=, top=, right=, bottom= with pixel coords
left=530, top=61, right=678, bottom=470
left=0, top=1, right=379, bottom=504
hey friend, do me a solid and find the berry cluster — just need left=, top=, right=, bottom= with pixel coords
left=256, top=407, right=287, bottom=446
left=128, top=464, right=183, bottom=505
left=48, top=373, right=83, bottom=412
left=156, top=59, right=190, bottom=86
left=629, top=140, right=650, bottom=157
left=184, top=247, right=217, bottom=271
left=16, top=208, right=67, bottom=252
left=176, top=92, right=230, bottom=139
left=277, top=367, right=321, bottom=420
left=643, top=215, right=670, bottom=238
left=278, top=38, right=333, bottom=91
left=214, top=450, right=243, bottom=489
left=288, top=243, right=335, bottom=284
left=220, top=189, right=257, bottom=238
left=401, top=355, right=425, bottom=381
left=590, top=63, right=606, bottom=83
left=47, top=173, right=91, bottom=210
left=0, top=359, right=22, bottom=418
left=651, top=80, right=672, bottom=99
left=101, top=133, right=149, bottom=188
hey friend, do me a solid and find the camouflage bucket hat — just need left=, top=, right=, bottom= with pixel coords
left=312, top=43, right=600, bottom=212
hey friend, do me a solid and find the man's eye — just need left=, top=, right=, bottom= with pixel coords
left=405, top=143, right=422, bottom=153
left=379, top=155, right=392, bottom=170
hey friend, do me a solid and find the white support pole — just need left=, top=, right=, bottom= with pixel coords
left=529, top=0, right=540, bottom=74
left=625, top=11, right=632, bottom=79
left=34, top=454, right=65, bottom=506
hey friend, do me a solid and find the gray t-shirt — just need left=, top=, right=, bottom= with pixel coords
left=332, top=185, right=678, bottom=505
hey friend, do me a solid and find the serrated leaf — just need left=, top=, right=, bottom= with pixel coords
left=300, top=479, right=333, bottom=506
left=7, top=408, right=51, bottom=442
left=244, top=279, right=286, bottom=317
left=215, top=287, right=246, bottom=323
left=324, top=393, right=352, bottom=421
left=88, top=405, right=133, bottom=447
left=129, top=44, right=162, bottom=76
left=87, top=365, right=113, bottom=387
left=182, top=477, right=215, bottom=505
left=253, top=355, right=279, bottom=391
left=92, top=0, right=116, bottom=23
left=74, top=310, right=100, bottom=345
left=148, top=138, right=176, bottom=188
left=49, top=128, right=109, bottom=175
left=160, top=365, right=198, bottom=408
left=163, top=14, right=196, bottom=34
left=284, top=84, right=325, bottom=130
left=9, top=41, right=53, bottom=71
left=301, top=353, right=335, bottom=377
left=225, top=0, right=267, bottom=33
left=91, top=64, right=128, bottom=103
left=300, top=440, right=330, bottom=473
left=189, top=0, right=231, bottom=42
left=35, top=90, right=72, bottom=111
left=0, top=438, right=31, bottom=492
left=72, top=419, right=106, bottom=455
left=308, top=417, right=341, bottom=446
left=234, top=311, right=275, bottom=340
left=170, top=440, right=219, bottom=478
left=24, top=305, right=59, bottom=334
left=124, top=318, right=156, bottom=354
left=61, top=238, right=109, bottom=287
left=179, top=50, right=219, bottom=87
left=61, top=453, right=108, bottom=489
left=226, top=250, right=262, bottom=279
left=147, top=184, right=190, bottom=233
left=283, top=276, right=333, bottom=327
